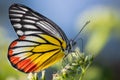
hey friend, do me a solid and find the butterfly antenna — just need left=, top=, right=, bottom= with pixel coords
left=77, top=38, right=84, bottom=52
left=73, top=21, right=90, bottom=41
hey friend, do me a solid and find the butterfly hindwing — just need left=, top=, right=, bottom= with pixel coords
left=8, top=34, right=66, bottom=73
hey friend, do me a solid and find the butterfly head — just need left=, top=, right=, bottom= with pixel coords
left=66, top=39, right=77, bottom=53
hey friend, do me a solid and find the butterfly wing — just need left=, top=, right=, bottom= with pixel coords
left=8, top=34, right=67, bottom=73
left=9, top=4, right=69, bottom=43
left=8, top=4, right=69, bottom=73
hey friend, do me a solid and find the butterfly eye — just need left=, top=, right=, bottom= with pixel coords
left=73, top=41, right=77, bottom=46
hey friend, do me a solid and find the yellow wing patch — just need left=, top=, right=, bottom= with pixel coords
left=36, top=50, right=64, bottom=72
left=33, top=44, right=59, bottom=52
left=29, top=49, right=64, bottom=72
left=40, top=34, right=62, bottom=46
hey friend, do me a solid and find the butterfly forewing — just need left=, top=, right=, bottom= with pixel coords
left=9, top=4, right=69, bottom=43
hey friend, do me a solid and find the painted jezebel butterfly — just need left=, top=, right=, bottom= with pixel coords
left=8, top=3, right=89, bottom=73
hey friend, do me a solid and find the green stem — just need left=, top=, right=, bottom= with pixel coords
left=34, top=73, right=38, bottom=80
left=79, top=61, right=92, bottom=80
left=79, top=55, right=93, bottom=80
left=41, top=70, right=46, bottom=80
left=79, top=68, right=85, bottom=80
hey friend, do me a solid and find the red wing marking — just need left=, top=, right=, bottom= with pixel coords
left=10, top=41, right=17, bottom=48
left=19, top=36, right=26, bottom=40
left=24, top=62, right=38, bottom=72
left=10, top=56, right=20, bottom=64
left=9, top=49, right=13, bottom=55
left=17, top=58, right=37, bottom=73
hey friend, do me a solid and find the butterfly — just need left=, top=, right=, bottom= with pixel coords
left=8, top=3, right=89, bottom=73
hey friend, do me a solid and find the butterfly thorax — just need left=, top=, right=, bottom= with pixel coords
left=66, top=39, right=76, bottom=53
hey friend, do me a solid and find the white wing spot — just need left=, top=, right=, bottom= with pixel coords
left=17, top=52, right=32, bottom=60
left=11, top=18, right=21, bottom=22
left=10, top=10, right=26, bottom=14
left=12, top=47, right=33, bottom=54
left=23, top=25, right=37, bottom=29
left=25, top=16, right=38, bottom=20
left=10, top=14, right=23, bottom=17
left=16, top=41, right=38, bottom=46
left=25, top=31, right=42, bottom=35
left=17, top=30, right=24, bottom=36
left=13, top=24, right=22, bottom=28
left=23, top=19, right=35, bottom=23
left=12, top=7, right=17, bottom=9
left=36, top=21, right=57, bottom=34
left=19, top=6, right=28, bottom=11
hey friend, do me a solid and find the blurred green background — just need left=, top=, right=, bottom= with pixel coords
left=0, top=0, right=120, bottom=80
